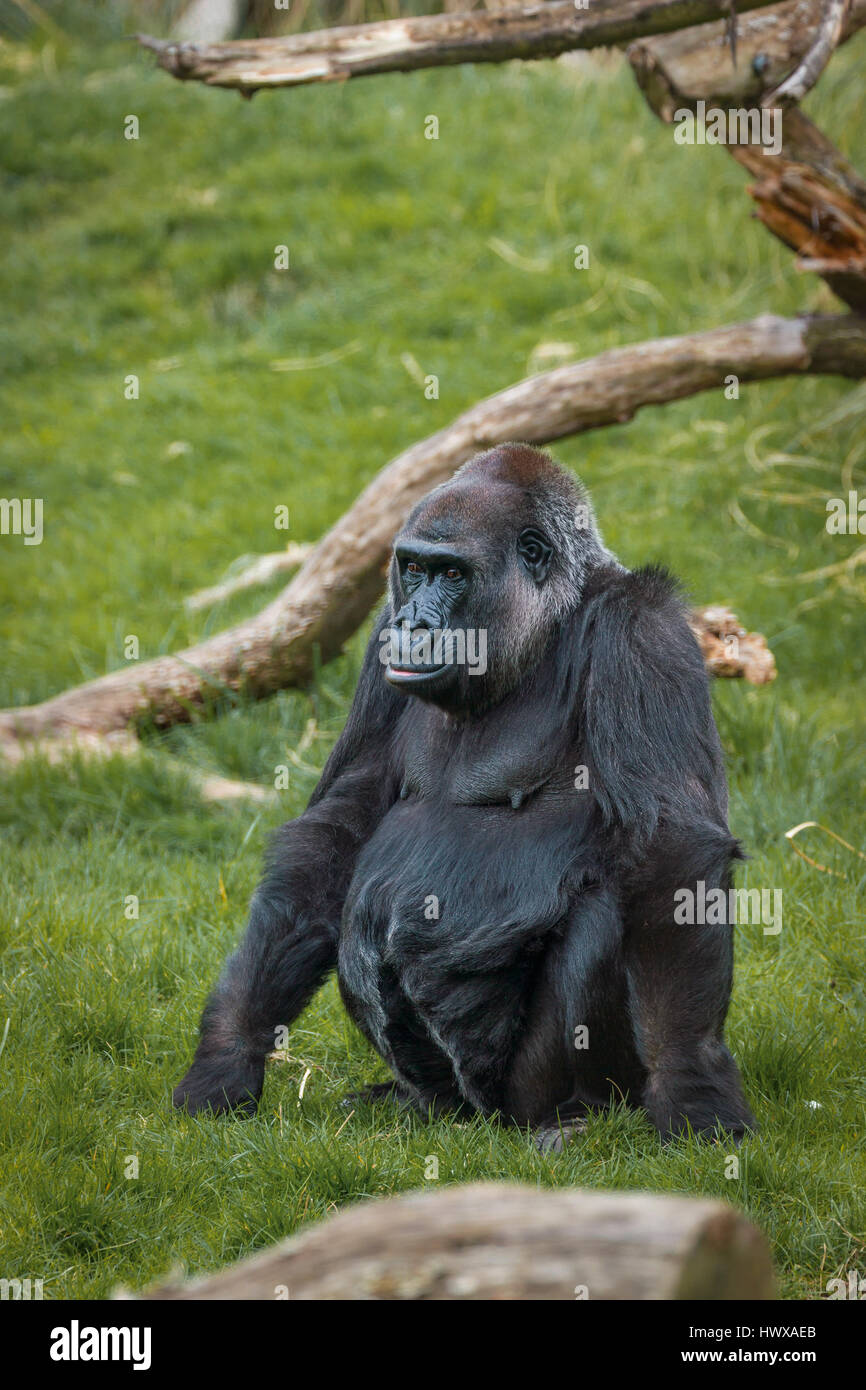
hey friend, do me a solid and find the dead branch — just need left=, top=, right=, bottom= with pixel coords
left=0, top=728, right=276, bottom=801
left=629, top=2, right=866, bottom=309
left=3, top=312, right=861, bottom=755
left=629, top=0, right=866, bottom=115
left=125, top=1182, right=776, bottom=1300
left=184, top=542, right=312, bottom=611
left=762, top=0, right=851, bottom=106
left=730, top=111, right=866, bottom=310
left=689, top=606, right=777, bottom=683
left=137, top=1, right=785, bottom=93
left=195, top=772, right=275, bottom=802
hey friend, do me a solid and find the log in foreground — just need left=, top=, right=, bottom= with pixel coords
left=137, top=1, right=783, bottom=93
left=127, top=1182, right=776, bottom=1300
left=3, top=311, right=863, bottom=754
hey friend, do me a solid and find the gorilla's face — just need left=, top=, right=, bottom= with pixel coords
left=384, top=484, right=556, bottom=714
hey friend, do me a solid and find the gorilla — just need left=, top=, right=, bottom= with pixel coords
left=174, top=443, right=755, bottom=1150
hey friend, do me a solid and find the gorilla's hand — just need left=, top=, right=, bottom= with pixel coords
left=172, top=1050, right=264, bottom=1116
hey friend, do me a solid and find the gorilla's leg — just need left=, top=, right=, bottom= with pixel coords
left=503, top=886, right=644, bottom=1145
left=624, top=828, right=756, bottom=1141
left=341, top=961, right=472, bottom=1119
left=339, top=922, right=475, bottom=1117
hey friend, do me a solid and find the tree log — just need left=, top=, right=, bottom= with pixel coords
left=137, top=1, right=785, bottom=93
left=4, top=311, right=864, bottom=755
left=628, top=1, right=866, bottom=309
left=126, top=1182, right=776, bottom=1300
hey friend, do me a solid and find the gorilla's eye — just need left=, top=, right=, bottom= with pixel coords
left=444, top=567, right=463, bottom=581
left=405, top=561, right=424, bottom=575
left=517, top=528, right=553, bottom=583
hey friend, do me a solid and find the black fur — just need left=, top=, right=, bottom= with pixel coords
left=174, top=444, right=755, bottom=1144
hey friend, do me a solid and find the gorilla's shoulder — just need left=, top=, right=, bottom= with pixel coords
left=579, top=562, right=705, bottom=677
left=589, top=562, right=684, bottom=611
left=583, top=562, right=693, bottom=630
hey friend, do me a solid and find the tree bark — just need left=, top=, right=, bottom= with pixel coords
left=137, top=1, right=785, bottom=93
left=125, top=1182, right=776, bottom=1300
left=184, top=542, right=312, bottom=611
left=628, top=1, right=866, bottom=309
left=729, top=111, right=866, bottom=311
left=3, top=311, right=863, bottom=754
left=629, top=0, right=866, bottom=114
left=762, top=0, right=852, bottom=107
left=689, top=606, right=776, bottom=684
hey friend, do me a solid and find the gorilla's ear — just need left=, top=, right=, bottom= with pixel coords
left=517, top=528, right=553, bottom=584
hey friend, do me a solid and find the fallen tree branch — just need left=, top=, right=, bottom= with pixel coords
left=629, top=2, right=866, bottom=309
left=137, top=1, right=785, bottom=93
left=4, top=311, right=862, bottom=754
left=194, top=770, right=276, bottom=802
left=184, top=542, right=312, bottom=611
left=628, top=0, right=866, bottom=114
left=688, top=606, right=777, bottom=683
left=730, top=112, right=866, bottom=310
left=124, top=1182, right=776, bottom=1300
left=762, top=0, right=851, bottom=106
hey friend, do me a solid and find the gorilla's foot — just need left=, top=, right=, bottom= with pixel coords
left=173, top=1051, right=264, bottom=1116
left=341, top=1080, right=405, bottom=1109
left=534, top=1116, right=588, bottom=1154
left=657, top=1114, right=755, bottom=1145
left=644, top=1053, right=756, bottom=1144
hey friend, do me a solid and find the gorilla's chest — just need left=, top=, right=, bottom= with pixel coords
left=343, top=691, right=591, bottom=973
left=336, top=787, right=596, bottom=1074
left=397, top=698, right=566, bottom=808
left=335, top=699, right=597, bottom=1097
left=347, top=796, right=582, bottom=952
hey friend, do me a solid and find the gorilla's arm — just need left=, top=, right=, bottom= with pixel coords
left=580, top=564, right=728, bottom=843
left=173, top=608, right=403, bottom=1115
left=580, top=567, right=755, bottom=1138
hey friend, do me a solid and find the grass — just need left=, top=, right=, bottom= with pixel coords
left=0, top=8, right=865, bottom=1300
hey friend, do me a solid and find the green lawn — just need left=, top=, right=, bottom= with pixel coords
left=0, top=10, right=864, bottom=1300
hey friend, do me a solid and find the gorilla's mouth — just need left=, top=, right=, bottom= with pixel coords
left=384, top=662, right=450, bottom=688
